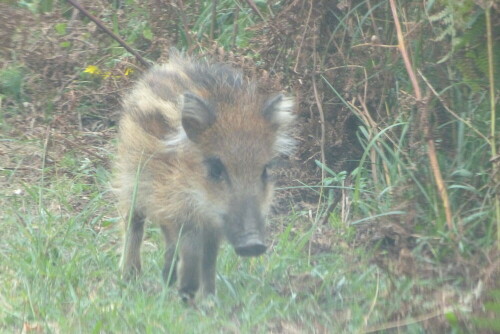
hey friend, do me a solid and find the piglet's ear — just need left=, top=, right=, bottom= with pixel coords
left=262, top=94, right=296, bottom=156
left=262, top=94, right=295, bottom=129
left=181, top=92, right=216, bottom=142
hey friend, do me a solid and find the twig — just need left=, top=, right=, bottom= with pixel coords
left=243, top=0, right=266, bottom=21
left=66, top=0, right=151, bottom=69
left=0, top=167, right=42, bottom=171
left=176, top=0, right=193, bottom=49
left=232, top=6, right=240, bottom=49
left=39, top=125, right=51, bottom=212
left=362, top=306, right=456, bottom=333
left=312, top=22, right=328, bottom=223
left=351, top=43, right=398, bottom=49
left=210, top=0, right=218, bottom=40
left=389, top=0, right=420, bottom=99
left=366, top=0, right=380, bottom=42
left=312, top=32, right=326, bottom=184
left=389, top=0, right=453, bottom=230
left=293, top=0, right=314, bottom=73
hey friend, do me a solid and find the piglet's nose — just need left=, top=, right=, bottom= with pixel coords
left=235, top=237, right=267, bottom=257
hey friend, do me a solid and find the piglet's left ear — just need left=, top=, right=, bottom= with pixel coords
left=262, top=94, right=295, bottom=129
left=262, top=94, right=296, bottom=156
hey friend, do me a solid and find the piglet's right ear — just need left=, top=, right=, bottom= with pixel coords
left=181, top=92, right=216, bottom=142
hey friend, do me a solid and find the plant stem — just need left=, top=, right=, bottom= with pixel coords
left=485, top=7, right=499, bottom=249
left=210, top=0, right=217, bottom=40
left=389, top=0, right=453, bottom=230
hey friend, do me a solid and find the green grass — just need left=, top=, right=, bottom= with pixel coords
left=0, top=155, right=448, bottom=332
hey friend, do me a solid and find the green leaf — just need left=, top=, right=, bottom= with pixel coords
left=54, top=22, right=67, bottom=35
left=445, top=311, right=458, bottom=326
left=143, top=27, right=153, bottom=41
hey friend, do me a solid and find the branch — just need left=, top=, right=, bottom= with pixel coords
left=66, top=0, right=152, bottom=69
left=243, top=0, right=266, bottom=21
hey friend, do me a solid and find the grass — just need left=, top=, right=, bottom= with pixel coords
left=0, top=152, right=451, bottom=332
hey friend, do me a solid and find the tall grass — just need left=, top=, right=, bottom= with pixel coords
left=316, top=1, right=498, bottom=328
left=320, top=0, right=498, bottom=257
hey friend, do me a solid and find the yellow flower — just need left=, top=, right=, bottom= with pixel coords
left=84, top=65, right=134, bottom=78
left=84, top=65, right=102, bottom=75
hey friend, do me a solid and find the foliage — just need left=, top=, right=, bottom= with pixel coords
left=428, top=2, right=500, bottom=90
left=472, top=289, right=500, bottom=332
left=0, top=65, right=25, bottom=102
left=318, top=0, right=499, bottom=329
left=317, top=0, right=498, bottom=255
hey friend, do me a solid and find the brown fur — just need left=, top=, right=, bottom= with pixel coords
left=114, top=54, right=295, bottom=300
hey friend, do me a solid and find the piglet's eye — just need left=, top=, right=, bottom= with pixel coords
left=205, top=157, right=226, bottom=182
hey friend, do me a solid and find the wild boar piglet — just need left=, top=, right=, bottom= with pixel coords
left=114, top=54, right=295, bottom=300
